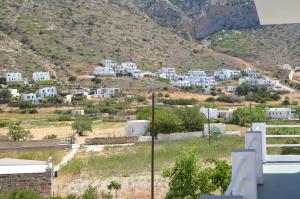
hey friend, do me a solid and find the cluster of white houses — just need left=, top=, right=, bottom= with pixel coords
left=2, top=71, right=121, bottom=104
left=93, top=60, right=142, bottom=78
left=5, top=72, right=51, bottom=84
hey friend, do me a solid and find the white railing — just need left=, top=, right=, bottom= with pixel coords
left=261, top=123, right=300, bottom=162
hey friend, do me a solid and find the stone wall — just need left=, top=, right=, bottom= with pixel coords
left=85, top=136, right=138, bottom=145
left=0, top=170, right=52, bottom=196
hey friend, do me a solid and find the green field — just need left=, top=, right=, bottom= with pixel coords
left=61, top=137, right=244, bottom=177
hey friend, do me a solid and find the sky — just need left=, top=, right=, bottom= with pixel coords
left=254, top=0, right=300, bottom=25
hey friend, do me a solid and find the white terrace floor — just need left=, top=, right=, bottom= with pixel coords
left=258, top=158, right=300, bottom=199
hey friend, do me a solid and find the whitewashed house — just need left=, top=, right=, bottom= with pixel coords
left=187, top=70, right=206, bottom=77
left=214, top=69, right=241, bottom=81
left=93, top=67, right=116, bottom=76
left=37, top=87, right=57, bottom=99
left=190, top=76, right=215, bottom=87
left=21, top=93, right=40, bottom=104
left=92, top=88, right=120, bottom=98
left=200, top=107, right=219, bottom=120
left=228, top=86, right=237, bottom=92
left=100, top=60, right=117, bottom=68
left=281, top=64, right=292, bottom=70
left=295, top=66, right=300, bottom=72
left=5, top=73, right=22, bottom=83
left=131, top=70, right=142, bottom=78
left=8, top=89, right=20, bottom=98
left=177, top=75, right=189, bottom=81
left=239, top=77, right=276, bottom=89
left=159, top=68, right=177, bottom=81
left=266, top=108, right=293, bottom=119
left=32, top=72, right=51, bottom=82
left=171, top=80, right=191, bottom=88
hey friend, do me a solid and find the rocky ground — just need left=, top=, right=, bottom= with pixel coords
left=56, top=174, right=169, bottom=199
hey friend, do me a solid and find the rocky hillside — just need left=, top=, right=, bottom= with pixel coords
left=0, top=0, right=247, bottom=78
left=207, top=24, right=300, bottom=70
left=125, top=0, right=260, bottom=39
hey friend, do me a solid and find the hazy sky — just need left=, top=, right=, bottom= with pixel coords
left=254, top=0, right=300, bottom=25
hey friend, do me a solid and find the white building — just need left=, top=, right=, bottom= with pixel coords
left=21, top=93, right=40, bottom=104
left=266, top=108, right=293, bottom=119
left=159, top=68, right=177, bottom=81
left=5, top=73, right=22, bottom=83
left=71, top=109, right=85, bottom=116
left=200, top=107, right=219, bottom=120
left=171, top=80, right=191, bottom=88
left=228, top=86, right=237, bottom=92
left=189, top=76, right=215, bottom=87
left=8, top=89, right=20, bottom=98
left=281, top=64, right=292, bottom=70
left=37, top=87, right=57, bottom=99
left=239, top=77, right=276, bottom=88
left=125, top=120, right=150, bottom=136
left=93, top=67, right=116, bottom=76
left=187, top=70, right=206, bottom=77
left=203, top=123, right=225, bottom=137
left=92, top=88, right=120, bottom=98
left=32, top=72, right=51, bottom=82
left=131, top=70, right=142, bottom=78
left=214, top=69, right=241, bottom=81
left=100, top=60, right=117, bottom=68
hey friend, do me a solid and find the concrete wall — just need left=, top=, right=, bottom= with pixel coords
left=125, top=120, right=149, bottom=136
left=204, top=123, right=225, bottom=136
left=0, top=170, right=52, bottom=196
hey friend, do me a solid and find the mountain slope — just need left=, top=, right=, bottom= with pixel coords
left=127, top=0, right=260, bottom=39
left=207, top=24, right=300, bottom=70
left=0, top=0, right=247, bottom=78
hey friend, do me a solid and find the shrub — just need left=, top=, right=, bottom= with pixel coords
left=205, top=97, right=216, bottom=102
left=29, top=109, right=38, bottom=114
left=216, top=95, right=240, bottom=103
left=158, top=98, right=197, bottom=106
left=72, top=116, right=93, bottom=136
left=7, top=124, right=32, bottom=141
left=19, top=101, right=35, bottom=109
left=231, top=107, right=267, bottom=126
left=44, top=134, right=57, bottom=139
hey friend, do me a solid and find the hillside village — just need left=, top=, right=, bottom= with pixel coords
left=2, top=0, right=300, bottom=199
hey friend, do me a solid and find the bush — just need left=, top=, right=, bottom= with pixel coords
left=7, top=124, right=32, bottom=141
left=72, top=116, right=93, bottom=136
left=29, top=109, right=38, bottom=114
left=137, top=106, right=205, bottom=134
left=44, top=134, right=57, bottom=139
left=19, top=101, right=35, bottom=109
left=216, top=95, right=240, bottom=103
left=205, top=97, right=216, bottom=102
left=158, top=98, right=197, bottom=106
left=231, top=107, right=267, bottom=126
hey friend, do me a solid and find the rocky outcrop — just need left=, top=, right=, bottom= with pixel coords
left=132, top=0, right=260, bottom=39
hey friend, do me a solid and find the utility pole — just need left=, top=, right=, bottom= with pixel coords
left=250, top=101, right=253, bottom=131
left=151, top=92, right=155, bottom=199
left=208, top=107, right=211, bottom=147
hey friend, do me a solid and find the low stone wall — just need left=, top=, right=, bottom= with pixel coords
left=0, top=139, right=71, bottom=151
left=138, top=132, right=202, bottom=142
left=85, top=136, right=139, bottom=145
left=0, top=171, right=52, bottom=196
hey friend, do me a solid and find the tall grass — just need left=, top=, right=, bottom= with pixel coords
left=61, top=137, right=243, bottom=177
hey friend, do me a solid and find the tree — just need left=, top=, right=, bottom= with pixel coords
left=208, top=159, right=231, bottom=194
left=163, top=150, right=216, bottom=199
left=0, top=89, right=12, bottom=101
left=72, top=116, right=92, bottom=136
left=68, top=76, right=77, bottom=82
left=282, top=96, right=290, bottom=106
left=175, top=107, right=206, bottom=132
left=107, top=181, right=122, bottom=199
left=236, top=83, right=251, bottom=96
left=7, top=124, right=32, bottom=141
left=231, top=106, right=267, bottom=126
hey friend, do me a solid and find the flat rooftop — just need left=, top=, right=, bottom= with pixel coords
left=258, top=163, right=300, bottom=199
